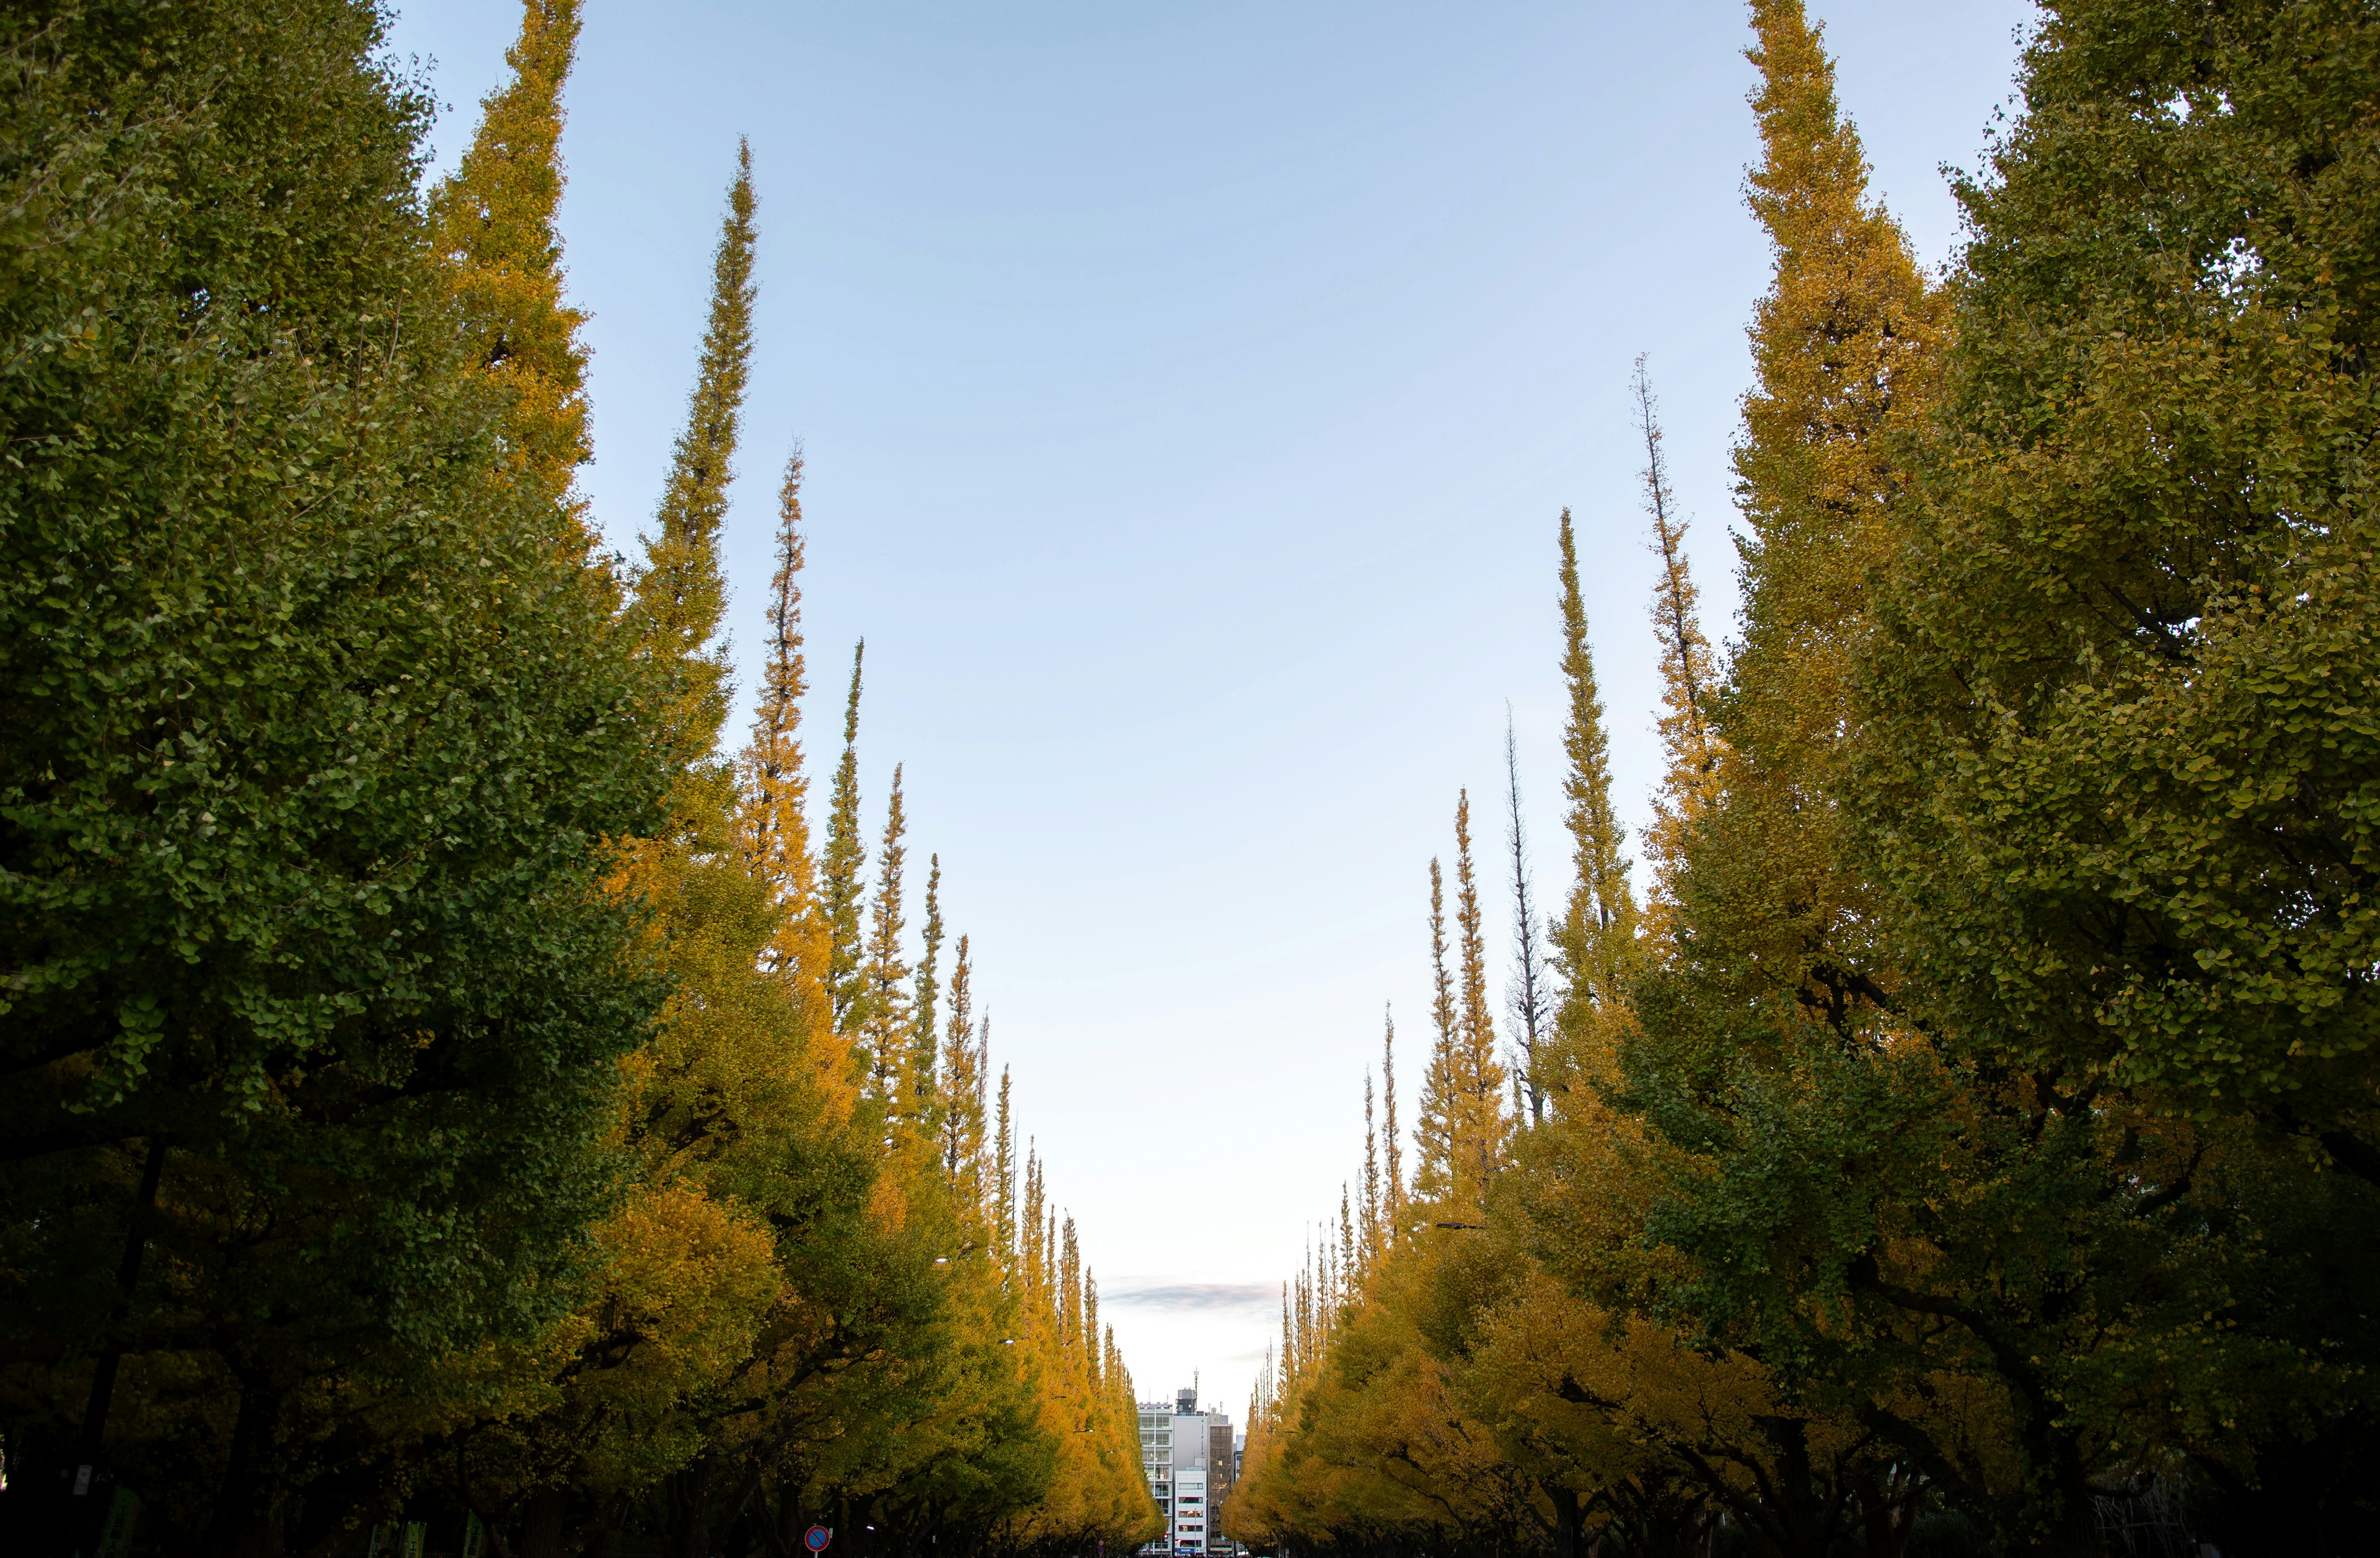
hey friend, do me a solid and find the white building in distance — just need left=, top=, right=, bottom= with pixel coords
left=1138, top=1388, right=1236, bottom=1556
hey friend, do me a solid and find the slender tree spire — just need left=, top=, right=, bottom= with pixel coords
left=1279, top=1285, right=1295, bottom=1391
left=737, top=447, right=833, bottom=1041
left=1553, top=508, right=1639, bottom=1060
left=1429, top=860, right=1458, bottom=1055
left=994, top=1067, right=1017, bottom=1264
left=1502, top=713, right=1551, bottom=1124
left=631, top=141, right=758, bottom=765
left=1382, top=1008, right=1404, bottom=1230
left=862, top=765, right=915, bottom=1104
left=1360, top=1070, right=1381, bottom=1274
left=1044, top=1208, right=1060, bottom=1316
left=822, top=641, right=868, bottom=1031
left=1415, top=799, right=1505, bottom=1212
left=1642, top=361, right=1712, bottom=742
left=1637, top=358, right=1726, bottom=917
left=1304, top=1227, right=1323, bottom=1351
left=976, top=1013, right=992, bottom=1117
left=1337, top=1186, right=1355, bottom=1308
left=1416, top=860, right=1459, bottom=1204
left=912, top=853, right=945, bottom=1096
left=1022, top=1144, right=1046, bottom=1303
left=429, top=0, right=591, bottom=506
left=1452, top=791, right=1506, bottom=1204
left=939, top=936, right=984, bottom=1203
left=1060, top=1215, right=1083, bottom=1353
left=1321, top=1228, right=1339, bottom=1336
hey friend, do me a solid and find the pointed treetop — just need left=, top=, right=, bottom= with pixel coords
left=1382, top=1006, right=1404, bottom=1226
left=913, top=852, right=946, bottom=1087
left=1734, top=0, right=1941, bottom=780
left=822, top=640, right=870, bottom=1032
left=842, top=638, right=866, bottom=747
left=632, top=139, right=760, bottom=764
left=1429, top=860, right=1457, bottom=1053
left=994, top=1065, right=1017, bottom=1261
left=430, top=0, right=592, bottom=498
left=1636, top=359, right=1714, bottom=759
left=738, top=446, right=834, bottom=1043
left=938, top=933, right=985, bottom=1199
left=862, top=764, right=915, bottom=1103
left=1452, top=790, right=1506, bottom=1204
left=1502, top=713, right=1551, bottom=1124
left=1336, top=1186, right=1355, bottom=1307
left=1414, top=797, right=1505, bottom=1213
left=1745, top=0, right=1869, bottom=242
left=741, top=448, right=813, bottom=864
left=1360, top=1068, right=1380, bottom=1272
left=1416, top=861, right=1459, bottom=1205
left=1636, top=358, right=1726, bottom=920
left=1554, top=508, right=1639, bottom=1055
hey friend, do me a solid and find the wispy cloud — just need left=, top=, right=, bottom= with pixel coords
left=1106, top=1282, right=1279, bottom=1312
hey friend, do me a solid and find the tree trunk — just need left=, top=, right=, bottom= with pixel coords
left=2031, top=1427, right=2110, bottom=1557
left=1692, top=1506, right=1721, bottom=1558
left=77, top=1136, right=170, bottom=1472
left=674, top=1465, right=716, bottom=1558
left=1762, top=1417, right=1825, bottom=1558
left=1861, top=1469, right=1915, bottom=1558
left=757, top=1488, right=801, bottom=1558
left=519, top=1490, right=570, bottom=1558
left=1549, top=1487, right=1581, bottom=1558
left=202, top=1364, right=284, bottom=1558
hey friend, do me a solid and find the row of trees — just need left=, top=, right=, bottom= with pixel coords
left=0, top=3, right=1157, bottom=1556
left=1226, top=1, right=2380, bottom=1554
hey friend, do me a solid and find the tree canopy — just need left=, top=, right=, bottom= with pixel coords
left=1230, top=4, right=2380, bottom=1556
left=0, top=5, right=1153, bottom=1557
left=7, top=2, right=2378, bottom=1556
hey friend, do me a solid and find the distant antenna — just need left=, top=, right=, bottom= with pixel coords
left=1193, top=1368, right=1199, bottom=1407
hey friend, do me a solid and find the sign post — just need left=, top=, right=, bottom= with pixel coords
left=95, top=1486, right=140, bottom=1558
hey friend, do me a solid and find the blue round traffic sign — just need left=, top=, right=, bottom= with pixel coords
left=805, top=1528, right=831, bottom=1554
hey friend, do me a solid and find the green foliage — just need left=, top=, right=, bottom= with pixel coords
left=0, top=7, right=1150, bottom=1554
left=23, top=0, right=2380, bottom=1552
left=0, top=0, right=670, bottom=1546
left=1240, top=6, right=2380, bottom=1558
left=1858, top=0, right=2380, bottom=1168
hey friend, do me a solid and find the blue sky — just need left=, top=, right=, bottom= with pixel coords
left=384, top=0, right=2035, bottom=1420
